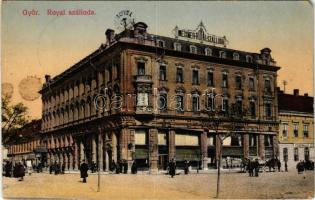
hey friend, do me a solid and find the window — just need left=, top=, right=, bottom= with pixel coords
left=249, top=77, right=255, bottom=91
left=174, top=42, right=181, bottom=51
left=207, top=71, right=214, bottom=87
left=305, top=147, right=310, bottom=161
left=206, top=94, right=215, bottom=111
left=137, top=62, right=145, bottom=75
left=135, top=130, right=146, bottom=145
left=250, top=101, right=256, bottom=118
left=219, top=51, right=226, bottom=58
left=283, top=148, right=288, bottom=162
left=158, top=94, right=167, bottom=110
left=303, top=124, right=309, bottom=138
left=233, top=53, right=239, bottom=60
left=282, top=123, right=288, bottom=138
left=223, top=135, right=242, bottom=146
left=249, top=135, right=257, bottom=147
left=176, top=68, right=184, bottom=83
left=236, top=100, right=242, bottom=115
left=222, top=99, right=229, bottom=112
left=294, top=147, right=299, bottom=161
left=190, top=45, right=197, bottom=54
left=265, top=103, right=272, bottom=117
left=293, top=123, right=299, bottom=137
left=205, top=48, right=212, bottom=56
left=264, top=135, right=273, bottom=147
left=246, top=55, right=253, bottom=63
left=192, top=95, right=199, bottom=112
left=192, top=70, right=199, bottom=85
left=175, top=134, right=199, bottom=146
left=157, top=40, right=165, bottom=48
left=222, top=73, right=228, bottom=88
left=264, top=79, right=272, bottom=93
left=159, top=65, right=167, bottom=81
left=175, top=95, right=184, bottom=111
left=158, top=132, right=167, bottom=145
left=235, top=76, right=242, bottom=90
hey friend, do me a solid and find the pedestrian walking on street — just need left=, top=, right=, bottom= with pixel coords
left=285, top=161, right=288, bottom=172
left=131, top=161, right=138, bottom=174
left=254, top=159, right=259, bottom=177
left=169, top=158, right=176, bottom=178
left=123, top=160, right=128, bottom=174
left=116, top=160, right=121, bottom=174
left=14, top=162, right=25, bottom=181
left=277, top=159, right=281, bottom=172
left=80, top=160, right=89, bottom=183
left=184, top=160, right=189, bottom=175
left=61, top=163, right=65, bottom=174
left=247, top=160, right=253, bottom=177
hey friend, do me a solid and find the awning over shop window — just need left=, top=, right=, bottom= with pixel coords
left=175, top=149, right=200, bottom=161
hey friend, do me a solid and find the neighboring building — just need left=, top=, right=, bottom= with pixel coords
left=278, top=88, right=314, bottom=169
left=6, top=120, right=46, bottom=165
left=39, top=21, right=280, bottom=172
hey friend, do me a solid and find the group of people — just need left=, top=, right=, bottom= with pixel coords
left=246, top=159, right=260, bottom=177
left=49, top=162, right=66, bottom=175
left=3, top=161, right=25, bottom=181
left=110, top=159, right=135, bottom=174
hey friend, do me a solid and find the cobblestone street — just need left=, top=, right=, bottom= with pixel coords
left=2, top=170, right=314, bottom=199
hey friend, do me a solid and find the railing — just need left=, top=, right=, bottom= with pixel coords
left=133, top=75, right=153, bottom=83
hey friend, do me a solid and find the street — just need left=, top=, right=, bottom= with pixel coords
left=3, top=170, right=314, bottom=199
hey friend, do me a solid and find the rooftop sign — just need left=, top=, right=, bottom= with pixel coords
left=173, top=21, right=229, bottom=47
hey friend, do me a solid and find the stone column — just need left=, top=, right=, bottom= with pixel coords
left=258, top=134, right=265, bottom=160
left=69, top=153, right=73, bottom=170
left=215, top=135, right=222, bottom=161
left=80, top=141, right=84, bottom=164
left=243, top=134, right=249, bottom=159
left=149, top=129, right=158, bottom=173
left=92, top=135, right=97, bottom=163
left=168, top=130, right=176, bottom=161
left=98, top=132, right=104, bottom=171
left=272, top=134, right=279, bottom=158
left=200, top=131, right=208, bottom=170
left=74, top=142, right=79, bottom=170
left=104, top=132, right=109, bottom=171
left=64, top=153, right=68, bottom=172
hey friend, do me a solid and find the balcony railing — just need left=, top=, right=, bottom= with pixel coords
left=133, top=75, right=152, bottom=83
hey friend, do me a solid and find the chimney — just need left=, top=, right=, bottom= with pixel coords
left=304, top=93, right=308, bottom=97
left=45, top=75, right=51, bottom=83
left=105, top=29, right=115, bottom=45
left=293, top=89, right=299, bottom=96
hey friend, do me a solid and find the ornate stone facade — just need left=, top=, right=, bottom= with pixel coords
left=39, top=22, right=280, bottom=172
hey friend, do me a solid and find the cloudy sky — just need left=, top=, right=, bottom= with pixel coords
left=2, top=1, right=313, bottom=119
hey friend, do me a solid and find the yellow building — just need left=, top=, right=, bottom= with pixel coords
left=278, top=89, right=314, bottom=169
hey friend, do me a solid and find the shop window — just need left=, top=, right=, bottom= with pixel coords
left=135, top=130, right=147, bottom=145
left=175, top=133, right=199, bottom=146
left=305, top=147, right=310, bottom=161
left=158, top=132, right=167, bottom=145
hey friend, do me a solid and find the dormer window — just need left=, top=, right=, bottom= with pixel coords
left=174, top=42, right=181, bottom=51
left=233, top=53, right=240, bottom=60
left=219, top=51, right=226, bottom=59
left=190, top=45, right=197, bottom=54
left=246, top=55, right=253, bottom=63
left=157, top=40, right=165, bottom=48
left=205, top=48, right=212, bottom=56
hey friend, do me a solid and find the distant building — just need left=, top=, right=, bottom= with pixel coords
left=39, top=22, right=280, bottom=172
left=278, top=88, right=314, bottom=169
left=6, top=120, right=46, bottom=165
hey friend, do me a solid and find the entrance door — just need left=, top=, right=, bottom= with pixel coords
left=158, top=154, right=168, bottom=170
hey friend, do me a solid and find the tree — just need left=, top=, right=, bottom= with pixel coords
left=2, top=95, right=29, bottom=144
left=203, top=102, right=248, bottom=198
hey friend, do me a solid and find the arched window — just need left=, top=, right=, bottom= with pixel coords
left=233, top=53, right=239, bottom=60
left=219, top=51, right=226, bottom=59
left=205, top=48, right=212, bottom=56
left=246, top=55, right=253, bottom=63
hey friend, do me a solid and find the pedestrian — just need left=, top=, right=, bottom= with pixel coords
left=247, top=160, right=253, bottom=177
left=123, top=160, right=128, bottom=174
left=116, top=160, right=121, bottom=174
left=277, top=159, right=281, bottom=172
left=14, top=162, right=25, bottom=181
left=184, top=160, right=189, bottom=175
left=110, top=160, right=116, bottom=172
left=169, top=158, right=176, bottom=178
left=285, top=161, right=288, bottom=172
left=254, top=159, right=259, bottom=177
left=79, top=160, right=89, bottom=183
left=61, top=163, right=65, bottom=174
left=131, top=161, right=138, bottom=174
left=90, top=161, right=96, bottom=173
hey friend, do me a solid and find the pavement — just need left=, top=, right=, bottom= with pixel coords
left=2, top=170, right=314, bottom=199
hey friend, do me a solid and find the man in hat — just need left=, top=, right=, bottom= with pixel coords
left=80, top=160, right=89, bottom=183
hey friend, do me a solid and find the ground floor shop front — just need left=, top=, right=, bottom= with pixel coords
left=42, top=126, right=278, bottom=172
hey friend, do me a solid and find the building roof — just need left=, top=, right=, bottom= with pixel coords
left=278, top=90, right=314, bottom=114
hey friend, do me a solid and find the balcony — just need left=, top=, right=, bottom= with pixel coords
left=133, top=75, right=153, bottom=83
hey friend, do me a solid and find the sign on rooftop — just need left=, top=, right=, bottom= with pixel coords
left=173, top=21, right=229, bottom=47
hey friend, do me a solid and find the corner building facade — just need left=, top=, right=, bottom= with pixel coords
left=40, top=22, right=280, bottom=172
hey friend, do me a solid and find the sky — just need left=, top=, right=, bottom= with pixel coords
left=1, top=1, right=314, bottom=119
